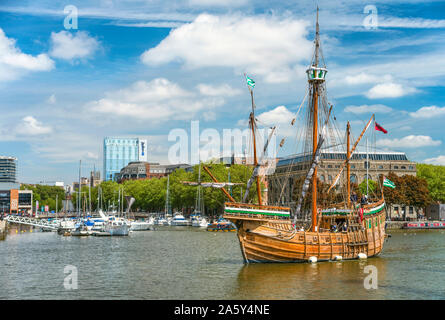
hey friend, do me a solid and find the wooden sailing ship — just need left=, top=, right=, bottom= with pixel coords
left=207, top=9, right=388, bottom=263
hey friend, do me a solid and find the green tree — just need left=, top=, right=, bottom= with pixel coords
left=417, top=164, right=445, bottom=203
left=21, top=184, right=65, bottom=212
left=359, top=179, right=377, bottom=195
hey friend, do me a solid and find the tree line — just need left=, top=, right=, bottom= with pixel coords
left=22, top=163, right=443, bottom=215
left=23, top=163, right=256, bottom=215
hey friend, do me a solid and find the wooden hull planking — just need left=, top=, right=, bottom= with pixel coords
left=225, top=207, right=386, bottom=264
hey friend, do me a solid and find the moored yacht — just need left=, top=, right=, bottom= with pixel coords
left=170, top=212, right=189, bottom=226
left=191, top=214, right=208, bottom=227
left=129, top=218, right=153, bottom=231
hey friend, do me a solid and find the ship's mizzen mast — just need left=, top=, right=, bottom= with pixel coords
left=327, top=114, right=374, bottom=193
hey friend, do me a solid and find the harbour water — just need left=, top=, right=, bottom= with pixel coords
left=1, top=227, right=445, bottom=300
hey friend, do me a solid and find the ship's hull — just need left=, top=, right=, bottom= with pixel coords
left=225, top=204, right=386, bottom=263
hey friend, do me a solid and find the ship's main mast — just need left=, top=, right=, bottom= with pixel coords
left=307, top=7, right=327, bottom=232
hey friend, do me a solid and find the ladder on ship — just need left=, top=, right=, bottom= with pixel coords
left=345, top=221, right=368, bottom=258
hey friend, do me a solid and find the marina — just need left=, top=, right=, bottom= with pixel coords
left=0, top=0, right=444, bottom=305
left=1, top=226, right=445, bottom=300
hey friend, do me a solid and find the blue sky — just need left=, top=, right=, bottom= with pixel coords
left=0, top=0, right=445, bottom=184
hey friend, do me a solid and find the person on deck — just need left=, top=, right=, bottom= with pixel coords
left=360, top=195, right=367, bottom=206
left=350, top=192, right=357, bottom=203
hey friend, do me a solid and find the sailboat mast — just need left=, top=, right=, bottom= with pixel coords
left=78, top=160, right=81, bottom=218
left=347, top=122, right=351, bottom=207
left=311, top=7, right=320, bottom=232
left=249, top=88, right=262, bottom=206
left=165, top=175, right=170, bottom=215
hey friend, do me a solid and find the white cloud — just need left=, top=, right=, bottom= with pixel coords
left=344, top=73, right=393, bottom=85
left=87, top=78, right=225, bottom=122
left=365, top=82, right=417, bottom=99
left=50, top=31, right=100, bottom=61
left=344, top=104, right=392, bottom=114
left=197, top=83, right=242, bottom=97
left=377, top=135, right=441, bottom=149
left=141, top=14, right=312, bottom=83
left=409, top=105, right=445, bottom=119
left=423, top=155, right=445, bottom=166
left=16, top=116, right=53, bottom=136
left=257, top=105, right=293, bottom=126
left=85, top=151, right=99, bottom=160
left=0, top=28, right=54, bottom=81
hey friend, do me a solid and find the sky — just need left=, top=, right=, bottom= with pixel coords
left=0, top=0, right=445, bottom=184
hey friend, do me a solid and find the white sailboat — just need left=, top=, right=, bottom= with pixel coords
left=95, top=187, right=130, bottom=236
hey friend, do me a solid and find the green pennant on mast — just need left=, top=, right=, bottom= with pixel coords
left=246, top=75, right=255, bottom=88
left=383, top=177, right=396, bottom=189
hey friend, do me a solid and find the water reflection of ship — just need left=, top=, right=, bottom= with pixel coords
left=236, top=258, right=388, bottom=299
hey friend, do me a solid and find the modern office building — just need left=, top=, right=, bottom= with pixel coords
left=0, top=189, right=33, bottom=215
left=0, top=156, right=17, bottom=183
left=115, top=162, right=192, bottom=182
left=103, top=137, right=148, bottom=181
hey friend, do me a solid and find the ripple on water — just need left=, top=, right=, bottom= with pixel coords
left=1, top=228, right=444, bottom=299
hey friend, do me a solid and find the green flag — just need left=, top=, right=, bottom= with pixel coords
left=246, top=75, right=255, bottom=88
left=383, top=177, right=395, bottom=189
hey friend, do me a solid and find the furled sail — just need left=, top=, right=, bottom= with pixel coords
left=293, top=135, right=325, bottom=223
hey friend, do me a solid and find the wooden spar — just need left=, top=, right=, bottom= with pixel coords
left=347, top=121, right=351, bottom=207
left=311, top=85, right=318, bottom=232
left=202, top=165, right=236, bottom=203
left=249, top=88, right=262, bottom=206
left=327, top=114, right=374, bottom=193
left=311, top=7, right=320, bottom=232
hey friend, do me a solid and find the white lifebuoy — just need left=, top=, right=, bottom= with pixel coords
left=308, top=256, right=317, bottom=263
left=358, top=253, right=367, bottom=259
left=334, top=255, right=342, bottom=261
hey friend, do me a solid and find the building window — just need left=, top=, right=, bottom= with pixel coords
left=328, top=165, right=332, bottom=168
left=328, top=175, right=333, bottom=182
left=364, top=161, right=370, bottom=169
left=409, top=166, right=414, bottom=170
left=350, top=174, right=357, bottom=183
left=351, top=164, right=356, bottom=169
left=394, top=165, right=398, bottom=169
left=401, top=166, right=406, bottom=169
left=378, top=165, right=383, bottom=169
left=320, top=175, right=325, bottom=182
